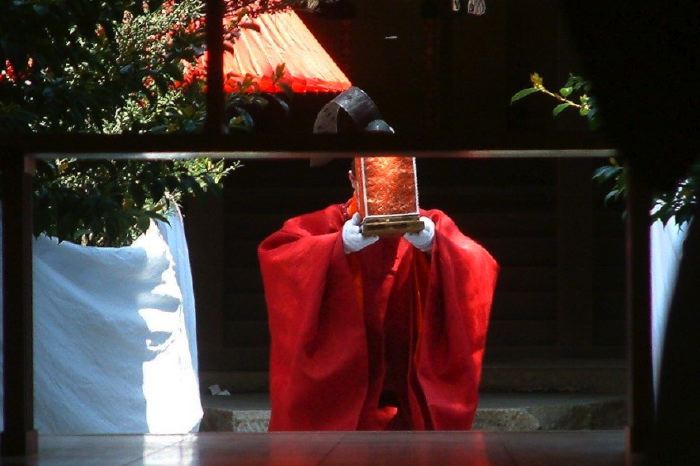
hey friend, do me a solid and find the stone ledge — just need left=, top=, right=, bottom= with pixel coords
left=200, top=359, right=627, bottom=395
left=201, top=407, right=270, bottom=433
left=200, top=393, right=625, bottom=433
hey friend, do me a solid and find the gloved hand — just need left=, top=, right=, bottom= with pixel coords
left=343, top=213, right=380, bottom=254
left=404, top=216, right=435, bottom=252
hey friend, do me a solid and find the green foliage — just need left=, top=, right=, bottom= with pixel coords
left=651, top=162, right=699, bottom=227
left=0, top=0, right=135, bottom=132
left=510, top=73, right=600, bottom=130
left=1, top=1, right=304, bottom=246
left=33, top=158, right=238, bottom=246
left=592, top=158, right=626, bottom=205
left=511, top=72, right=698, bottom=225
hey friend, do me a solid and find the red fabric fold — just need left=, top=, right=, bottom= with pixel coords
left=258, top=204, right=498, bottom=430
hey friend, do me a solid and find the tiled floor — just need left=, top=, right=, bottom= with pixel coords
left=0, top=431, right=625, bottom=466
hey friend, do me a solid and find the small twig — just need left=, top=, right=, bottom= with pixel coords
left=534, top=85, right=582, bottom=109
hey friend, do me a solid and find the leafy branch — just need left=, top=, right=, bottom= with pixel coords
left=511, top=72, right=697, bottom=226
left=511, top=73, right=599, bottom=128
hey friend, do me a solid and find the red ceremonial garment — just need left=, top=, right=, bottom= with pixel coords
left=258, top=202, right=499, bottom=430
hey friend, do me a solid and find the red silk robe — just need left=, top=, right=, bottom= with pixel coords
left=258, top=203, right=498, bottom=430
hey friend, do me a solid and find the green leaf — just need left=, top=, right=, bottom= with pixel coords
left=510, top=88, right=539, bottom=105
left=182, top=120, right=198, bottom=133
left=592, top=165, right=622, bottom=182
left=32, top=4, right=49, bottom=16
left=588, top=115, right=601, bottom=131
left=565, top=74, right=590, bottom=92
left=149, top=212, right=169, bottom=223
left=267, top=94, right=290, bottom=116
left=119, top=64, right=134, bottom=75
left=604, top=190, right=621, bottom=205
left=560, top=87, right=573, bottom=97
left=148, top=124, right=169, bottom=134
left=552, top=103, right=571, bottom=117
left=136, top=215, right=151, bottom=233
left=579, top=107, right=590, bottom=116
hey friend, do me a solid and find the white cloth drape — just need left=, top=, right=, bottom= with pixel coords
left=651, top=216, right=690, bottom=405
left=1, top=206, right=202, bottom=433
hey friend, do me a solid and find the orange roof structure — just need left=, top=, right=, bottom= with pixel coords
left=188, top=9, right=352, bottom=94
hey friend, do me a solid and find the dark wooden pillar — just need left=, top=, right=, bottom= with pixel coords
left=438, top=14, right=454, bottom=133
left=556, top=159, right=594, bottom=352
left=205, top=0, right=225, bottom=134
left=625, top=158, right=653, bottom=465
left=183, top=195, right=225, bottom=372
left=1, top=150, right=38, bottom=456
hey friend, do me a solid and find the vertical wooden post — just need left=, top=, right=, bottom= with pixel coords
left=625, top=158, right=654, bottom=465
left=205, top=0, right=225, bottom=134
left=556, top=159, right=594, bottom=352
left=1, top=150, right=38, bottom=456
left=183, top=195, right=224, bottom=371
left=438, top=13, right=454, bottom=133
left=422, top=9, right=439, bottom=132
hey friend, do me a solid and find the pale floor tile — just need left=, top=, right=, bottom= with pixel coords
left=0, top=431, right=625, bottom=466
left=129, top=432, right=345, bottom=466
left=498, top=431, right=625, bottom=466
left=1, top=435, right=187, bottom=466
left=322, top=431, right=514, bottom=466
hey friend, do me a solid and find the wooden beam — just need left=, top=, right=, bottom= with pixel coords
left=11, top=132, right=613, bottom=157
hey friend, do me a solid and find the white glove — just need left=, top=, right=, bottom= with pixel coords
left=342, top=213, right=380, bottom=254
left=404, top=216, right=435, bottom=252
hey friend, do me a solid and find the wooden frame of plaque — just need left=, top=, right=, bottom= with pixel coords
left=354, top=156, right=425, bottom=237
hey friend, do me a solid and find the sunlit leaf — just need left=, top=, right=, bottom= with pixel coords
left=552, top=103, right=571, bottom=117
left=510, top=87, right=539, bottom=104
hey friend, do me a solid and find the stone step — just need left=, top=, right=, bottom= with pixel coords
left=199, top=393, right=625, bottom=433
left=199, top=358, right=627, bottom=395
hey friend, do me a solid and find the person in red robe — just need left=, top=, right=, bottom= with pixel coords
left=258, top=169, right=499, bottom=431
